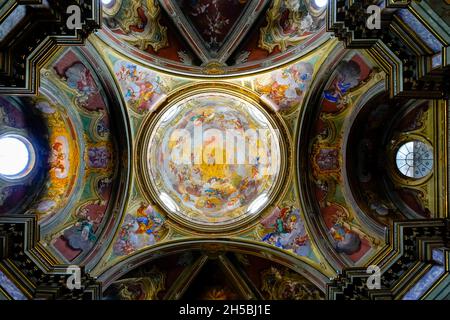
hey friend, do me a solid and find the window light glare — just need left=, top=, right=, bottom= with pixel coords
left=0, top=136, right=31, bottom=177
left=314, top=0, right=328, bottom=7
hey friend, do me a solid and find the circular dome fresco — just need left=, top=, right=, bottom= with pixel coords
left=144, top=91, right=283, bottom=229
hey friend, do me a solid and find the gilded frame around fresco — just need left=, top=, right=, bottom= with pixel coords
left=134, top=81, right=293, bottom=234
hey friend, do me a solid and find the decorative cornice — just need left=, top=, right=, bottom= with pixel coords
left=0, top=0, right=101, bottom=94
left=327, top=218, right=450, bottom=299
left=327, top=0, right=450, bottom=98
left=0, top=215, right=101, bottom=300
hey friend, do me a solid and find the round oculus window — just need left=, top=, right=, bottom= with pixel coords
left=395, top=140, right=433, bottom=179
left=0, top=134, right=35, bottom=180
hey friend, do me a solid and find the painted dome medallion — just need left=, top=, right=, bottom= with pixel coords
left=145, top=91, right=283, bottom=229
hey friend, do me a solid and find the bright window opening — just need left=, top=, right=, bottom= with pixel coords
left=0, top=134, right=34, bottom=179
left=396, top=140, right=433, bottom=179
left=314, top=0, right=328, bottom=8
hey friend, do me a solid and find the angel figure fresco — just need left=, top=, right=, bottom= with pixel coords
left=323, top=60, right=362, bottom=110
left=162, top=106, right=267, bottom=217
left=261, top=206, right=314, bottom=258
left=113, top=203, right=166, bottom=256
left=63, top=207, right=100, bottom=252
left=50, top=138, right=69, bottom=179
left=256, top=62, right=313, bottom=110
left=280, top=0, right=315, bottom=37
left=115, top=61, right=167, bottom=113
left=327, top=207, right=362, bottom=255
left=64, top=62, right=97, bottom=106
left=190, top=110, right=215, bottom=126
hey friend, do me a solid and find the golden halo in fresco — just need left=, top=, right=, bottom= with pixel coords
left=145, top=91, right=283, bottom=229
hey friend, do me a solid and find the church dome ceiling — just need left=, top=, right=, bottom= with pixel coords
left=142, top=90, right=283, bottom=229
left=0, top=48, right=131, bottom=266
left=0, top=0, right=449, bottom=301
left=0, top=97, right=49, bottom=216
left=100, top=0, right=328, bottom=76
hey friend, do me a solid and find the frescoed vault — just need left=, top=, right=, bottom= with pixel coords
left=99, top=0, right=329, bottom=75
left=0, top=0, right=449, bottom=301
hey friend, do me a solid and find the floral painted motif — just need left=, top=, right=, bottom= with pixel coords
left=260, top=206, right=314, bottom=259
left=113, top=204, right=166, bottom=256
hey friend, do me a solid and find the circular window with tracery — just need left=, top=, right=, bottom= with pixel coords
left=395, top=140, right=433, bottom=179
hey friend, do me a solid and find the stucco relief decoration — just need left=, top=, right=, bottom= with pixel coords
left=259, top=0, right=326, bottom=53
left=103, top=0, right=169, bottom=52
